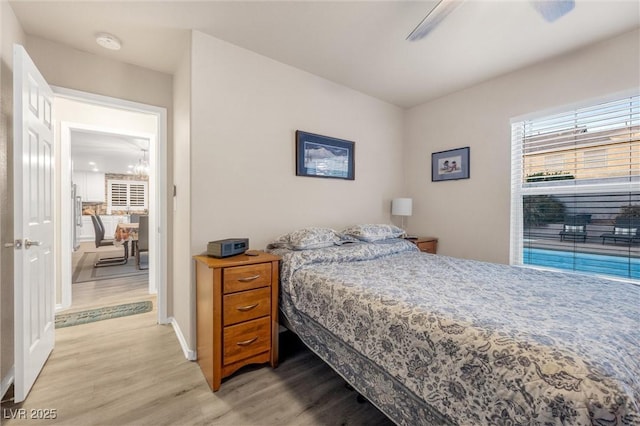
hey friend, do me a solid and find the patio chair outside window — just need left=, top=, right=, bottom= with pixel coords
left=601, top=217, right=640, bottom=245
left=559, top=215, right=588, bottom=242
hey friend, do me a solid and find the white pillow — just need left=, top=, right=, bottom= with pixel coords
left=267, top=227, right=341, bottom=250
left=340, top=224, right=406, bottom=242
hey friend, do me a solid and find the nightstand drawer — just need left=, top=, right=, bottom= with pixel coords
left=223, top=287, right=271, bottom=326
left=223, top=263, right=272, bottom=294
left=407, top=237, right=438, bottom=254
left=417, top=241, right=436, bottom=253
left=223, top=316, right=271, bottom=365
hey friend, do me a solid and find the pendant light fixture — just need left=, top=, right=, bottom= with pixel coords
left=134, top=149, right=150, bottom=177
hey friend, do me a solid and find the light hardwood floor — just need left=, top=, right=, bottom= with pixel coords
left=68, top=242, right=152, bottom=314
left=65, top=274, right=152, bottom=314
left=2, top=247, right=393, bottom=425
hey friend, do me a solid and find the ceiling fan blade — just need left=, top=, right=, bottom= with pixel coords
left=530, top=0, right=575, bottom=22
left=406, top=0, right=464, bottom=42
left=407, top=0, right=575, bottom=43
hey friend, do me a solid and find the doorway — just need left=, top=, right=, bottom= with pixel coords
left=55, top=87, right=168, bottom=324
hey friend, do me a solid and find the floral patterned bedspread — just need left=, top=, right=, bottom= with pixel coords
left=270, top=239, right=640, bottom=426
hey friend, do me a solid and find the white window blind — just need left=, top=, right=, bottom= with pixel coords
left=110, top=182, right=128, bottom=209
left=107, top=179, right=148, bottom=213
left=129, top=183, right=146, bottom=208
left=510, top=94, right=639, bottom=280
left=583, top=149, right=607, bottom=169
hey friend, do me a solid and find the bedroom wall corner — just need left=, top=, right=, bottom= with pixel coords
left=171, top=32, right=193, bottom=356
left=403, top=28, right=640, bottom=264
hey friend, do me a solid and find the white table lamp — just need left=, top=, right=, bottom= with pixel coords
left=391, top=198, right=413, bottom=232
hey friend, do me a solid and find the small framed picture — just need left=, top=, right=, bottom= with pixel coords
left=431, top=147, right=470, bottom=182
left=296, top=130, right=355, bottom=180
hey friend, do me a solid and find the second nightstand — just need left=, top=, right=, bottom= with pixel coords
left=406, top=237, right=438, bottom=254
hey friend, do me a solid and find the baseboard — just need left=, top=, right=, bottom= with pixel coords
left=55, top=302, right=71, bottom=313
left=1, top=366, right=14, bottom=400
left=169, top=317, right=197, bottom=361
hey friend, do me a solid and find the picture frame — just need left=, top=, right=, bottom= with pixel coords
left=431, top=147, right=470, bottom=182
left=296, top=130, right=355, bottom=180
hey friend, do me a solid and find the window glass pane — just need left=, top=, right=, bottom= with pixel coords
left=522, top=192, right=640, bottom=279
left=511, top=94, right=639, bottom=281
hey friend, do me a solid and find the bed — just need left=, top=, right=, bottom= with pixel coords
left=267, top=227, right=640, bottom=426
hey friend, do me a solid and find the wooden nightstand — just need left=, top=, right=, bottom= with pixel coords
left=406, top=237, right=438, bottom=254
left=194, top=251, right=280, bottom=391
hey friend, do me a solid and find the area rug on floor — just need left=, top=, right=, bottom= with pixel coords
left=73, top=252, right=148, bottom=283
left=55, top=301, right=153, bottom=328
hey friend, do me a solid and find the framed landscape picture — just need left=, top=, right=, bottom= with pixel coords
left=432, top=147, right=470, bottom=182
left=296, top=131, right=355, bottom=180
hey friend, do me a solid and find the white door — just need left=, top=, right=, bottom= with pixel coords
left=13, top=44, right=55, bottom=403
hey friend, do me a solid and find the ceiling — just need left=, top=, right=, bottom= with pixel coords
left=71, top=129, right=149, bottom=175
left=9, top=1, right=640, bottom=108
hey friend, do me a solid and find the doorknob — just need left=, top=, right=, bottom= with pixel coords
left=3, top=240, right=22, bottom=249
left=24, top=239, right=42, bottom=249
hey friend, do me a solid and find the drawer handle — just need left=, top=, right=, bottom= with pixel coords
left=236, top=336, right=258, bottom=346
left=238, top=274, right=260, bottom=282
left=236, top=303, right=259, bottom=312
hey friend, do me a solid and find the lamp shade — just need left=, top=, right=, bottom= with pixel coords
left=391, top=198, right=413, bottom=216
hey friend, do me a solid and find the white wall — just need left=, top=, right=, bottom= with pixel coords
left=191, top=31, right=405, bottom=250
left=0, top=0, right=26, bottom=395
left=171, top=35, right=192, bottom=351
left=178, top=30, right=405, bottom=349
left=25, top=35, right=173, bottom=111
left=404, top=28, right=640, bottom=264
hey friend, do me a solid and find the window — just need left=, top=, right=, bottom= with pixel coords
left=107, top=179, right=148, bottom=213
left=511, top=93, right=639, bottom=280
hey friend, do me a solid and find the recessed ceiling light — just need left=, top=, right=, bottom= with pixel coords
left=96, top=33, right=122, bottom=51
left=127, top=165, right=134, bottom=169
left=92, top=167, right=99, bottom=172
left=88, top=161, right=96, bottom=166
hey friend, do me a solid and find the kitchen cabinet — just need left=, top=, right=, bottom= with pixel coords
left=79, top=216, right=95, bottom=242
left=73, top=171, right=105, bottom=202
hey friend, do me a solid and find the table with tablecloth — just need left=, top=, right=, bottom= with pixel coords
left=114, top=222, right=139, bottom=257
